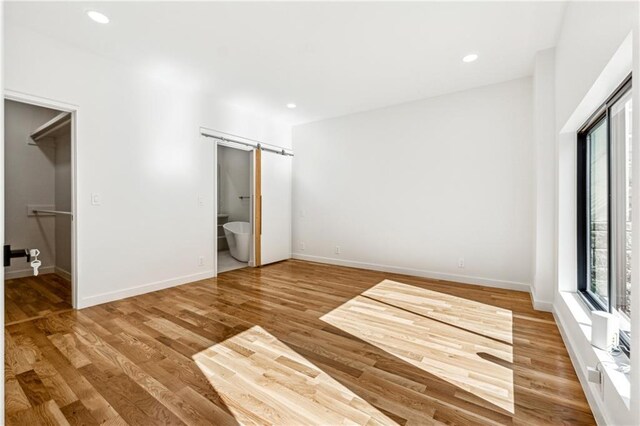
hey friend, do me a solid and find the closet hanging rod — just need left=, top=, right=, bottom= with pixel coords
left=33, top=209, right=73, bottom=217
left=201, top=133, right=294, bottom=157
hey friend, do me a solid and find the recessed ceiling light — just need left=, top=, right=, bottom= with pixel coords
left=462, top=53, right=478, bottom=63
left=87, top=11, right=110, bottom=24
left=286, top=103, right=297, bottom=109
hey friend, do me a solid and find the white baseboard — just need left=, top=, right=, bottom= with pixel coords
left=292, top=253, right=530, bottom=292
left=55, top=267, right=72, bottom=281
left=532, top=299, right=554, bottom=312
left=4, top=265, right=55, bottom=279
left=5, top=266, right=72, bottom=281
left=553, top=302, right=610, bottom=426
left=78, top=270, right=215, bottom=309
left=531, top=291, right=554, bottom=312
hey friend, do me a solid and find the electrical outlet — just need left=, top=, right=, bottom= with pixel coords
left=335, top=246, right=341, bottom=255
left=198, top=256, right=204, bottom=266
left=588, top=365, right=605, bottom=393
left=458, top=258, right=465, bottom=268
left=300, top=242, right=306, bottom=251
left=91, top=193, right=101, bottom=206
left=587, top=367, right=602, bottom=384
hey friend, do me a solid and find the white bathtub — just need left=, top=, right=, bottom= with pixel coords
left=223, top=221, right=251, bottom=262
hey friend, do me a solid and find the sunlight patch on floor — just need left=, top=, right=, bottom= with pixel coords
left=321, top=279, right=515, bottom=414
left=193, top=325, right=397, bottom=425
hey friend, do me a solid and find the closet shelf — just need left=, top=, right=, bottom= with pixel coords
left=29, top=112, right=71, bottom=143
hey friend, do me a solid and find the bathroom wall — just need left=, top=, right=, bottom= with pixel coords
left=55, top=129, right=72, bottom=278
left=292, top=77, right=533, bottom=290
left=4, top=100, right=59, bottom=277
left=218, top=145, right=251, bottom=223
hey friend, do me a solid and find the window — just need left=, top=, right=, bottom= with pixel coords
left=577, top=75, right=632, bottom=354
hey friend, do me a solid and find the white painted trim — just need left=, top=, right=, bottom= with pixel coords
left=532, top=299, right=554, bottom=312
left=4, top=89, right=79, bottom=310
left=531, top=291, right=554, bottom=312
left=78, top=270, right=215, bottom=309
left=4, top=266, right=55, bottom=280
left=1, top=7, right=5, bottom=420
left=55, top=267, right=71, bottom=282
left=3, top=266, right=71, bottom=281
left=4, top=90, right=79, bottom=112
left=212, top=133, right=218, bottom=278
left=292, top=253, right=530, bottom=292
left=553, top=304, right=610, bottom=426
left=207, top=132, right=257, bottom=275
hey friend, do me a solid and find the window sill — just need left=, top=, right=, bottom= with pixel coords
left=559, top=291, right=631, bottom=409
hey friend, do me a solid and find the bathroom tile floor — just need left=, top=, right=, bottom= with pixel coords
left=218, top=250, right=248, bottom=273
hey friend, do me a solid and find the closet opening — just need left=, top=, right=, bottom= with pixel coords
left=216, top=142, right=254, bottom=273
left=4, top=96, right=77, bottom=324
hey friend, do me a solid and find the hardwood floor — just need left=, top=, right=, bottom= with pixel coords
left=4, top=260, right=594, bottom=425
left=5, top=274, right=72, bottom=326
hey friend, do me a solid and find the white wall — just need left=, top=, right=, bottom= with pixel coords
left=4, top=100, right=59, bottom=277
left=292, top=78, right=533, bottom=290
left=555, top=1, right=637, bottom=129
left=4, top=23, right=291, bottom=308
left=531, top=48, right=556, bottom=310
left=218, top=145, right=251, bottom=223
left=549, top=2, right=639, bottom=425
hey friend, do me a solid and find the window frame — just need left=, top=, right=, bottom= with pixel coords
left=577, top=74, right=632, bottom=355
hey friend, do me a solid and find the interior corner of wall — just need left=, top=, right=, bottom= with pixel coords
left=532, top=286, right=554, bottom=312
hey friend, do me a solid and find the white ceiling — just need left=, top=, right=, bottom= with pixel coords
left=5, top=1, right=567, bottom=124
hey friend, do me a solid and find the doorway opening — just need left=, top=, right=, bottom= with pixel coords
left=203, top=127, right=292, bottom=275
left=217, top=143, right=253, bottom=273
left=4, top=96, right=77, bottom=324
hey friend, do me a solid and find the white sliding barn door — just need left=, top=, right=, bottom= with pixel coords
left=258, top=150, right=292, bottom=265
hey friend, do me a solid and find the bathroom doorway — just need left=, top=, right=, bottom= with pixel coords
left=3, top=95, right=77, bottom=323
left=203, top=127, right=292, bottom=274
left=216, top=143, right=253, bottom=273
